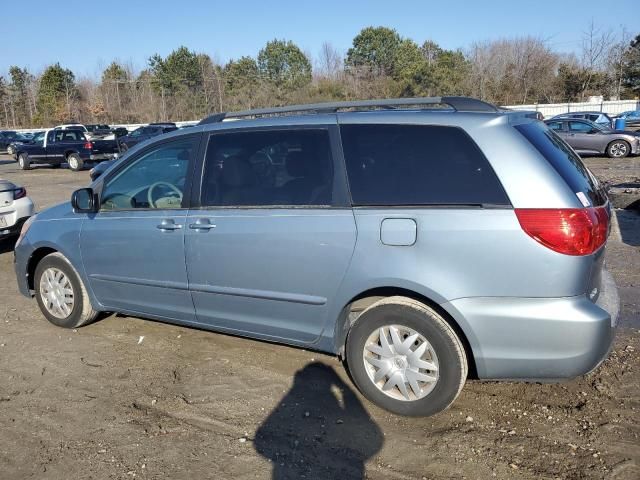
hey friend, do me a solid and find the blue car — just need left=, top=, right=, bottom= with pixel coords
left=13, top=96, right=619, bottom=417
left=617, top=110, right=640, bottom=127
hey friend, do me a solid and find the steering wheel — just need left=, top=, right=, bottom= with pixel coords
left=147, top=181, right=183, bottom=208
left=101, top=193, right=135, bottom=210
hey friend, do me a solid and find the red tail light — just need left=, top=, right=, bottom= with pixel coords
left=515, top=206, right=609, bottom=256
left=84, top=141, right=93, bottom=150
left=13, top=187, right=26, bottom=200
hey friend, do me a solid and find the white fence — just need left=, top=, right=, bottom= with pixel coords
left=505, top=99, right=640, bottom=117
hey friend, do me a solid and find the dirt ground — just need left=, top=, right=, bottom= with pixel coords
left=0, top=154, right=638, bottom=480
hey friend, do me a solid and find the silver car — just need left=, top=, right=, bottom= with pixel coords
left=545, top=118, right=640, bottom=158
left=14, top=97, right=619, bottom=417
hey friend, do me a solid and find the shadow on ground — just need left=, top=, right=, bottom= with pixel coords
left=255, top=362, right=383, bottom=480
left=0, top=236, right=16, bottom=254
left=616, top=209, right=640, bottom=247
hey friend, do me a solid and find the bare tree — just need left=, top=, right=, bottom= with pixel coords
left=317, top=42, right=343, bottom=80
left=579, top=20, right=614, bottom=100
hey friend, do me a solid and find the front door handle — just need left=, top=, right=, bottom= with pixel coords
left=156, top=219, right=182, bottom=231
left=189, top=218, right=216, bottom=231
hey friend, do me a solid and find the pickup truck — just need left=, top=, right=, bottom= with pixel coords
left=14, top=129, right=120, bottom=171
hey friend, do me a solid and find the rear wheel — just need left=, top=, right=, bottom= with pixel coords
left=7, top=145, right=14, bottom=155
left=18, top=153, right=31, bottom=170
left=67, top=153, right=84, bottom=171
left=606, top=140, right=630, bottom=158
left=34, top=252, right=98, bottom=328
left=346, top=296, right=467, bottom=416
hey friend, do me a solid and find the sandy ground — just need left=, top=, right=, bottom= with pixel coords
left=0, top=154, right=638, bottom=480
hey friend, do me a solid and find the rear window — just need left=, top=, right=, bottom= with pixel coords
left=340, top=124, right=509, bottom=206
left=515, top=122, right=606, bottom=206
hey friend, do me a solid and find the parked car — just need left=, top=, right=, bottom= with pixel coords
left=0, top=130, right=22, bottom=151
left=615, top=110, right=640, bottom=127
left=6, top=132, right=42, bottom=155
left=85, top=124, right=114, bottom=137
left=110, top=127, right=130, bottom=138
left=0, top=179, right=34, bottom=239
left=544, top=118, right=639, bottom=158
left=550, top=111, right=614, bottom=128
left=14, top=97, right=619, bottom=417
left=89, top=158, right=117, bottom=181
left=14, top=128, right=120, bottom=171
left=118, top=123, right=178, bottom=150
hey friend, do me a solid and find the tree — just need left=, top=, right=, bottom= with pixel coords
left=257, top=39, right=312, bottom=90
left=224, top=56, right=259, bottom=93
left=317, top=42, right=343, bottom=80
left=100, top=61, right=130, bottom=121
left=149, top=46, right=201, bottom=94
left=36, top=63, right=77, bottom=124
left=432, top=49, right=471, bottom=95
left=391, top=39, right=433, bottom=96
left=8, top=66, right=33, bottom=126
left=0, top=76, right=10, bottom=126
left=578, top=21, right=613, bottom=100
left=345, top=26, right=402, bottom=76
left=622, top=34, right=640, bottom=97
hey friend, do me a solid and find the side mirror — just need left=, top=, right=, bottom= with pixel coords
left=71, top=188, right=98, bottom=213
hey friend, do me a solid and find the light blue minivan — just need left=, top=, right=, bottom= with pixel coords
left=14, top=97, right=619, bottom=416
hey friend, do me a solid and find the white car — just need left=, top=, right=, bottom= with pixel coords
left=0, top=180, right=34, bottom=238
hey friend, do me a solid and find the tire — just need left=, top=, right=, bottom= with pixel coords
left=346, top=296, right=467, bottom=417
left=67, top=153, right=84, bottom=171
left=606, top=140, right=630, bottom=158
left=18, top=153, right=31, bottom=170
left=34, top=252, right=98, bottom=328
left=7, top=145, right=14, bottom=155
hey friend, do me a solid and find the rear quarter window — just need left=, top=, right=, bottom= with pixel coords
left=340, top=124, right=510, bottom=206
left=515, top=122, right=606, bottom=206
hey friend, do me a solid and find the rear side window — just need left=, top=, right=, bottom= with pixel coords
left=201, top=129, right=334, bottom=207
left=340, top=124, right=509, bottom=206
left=569, top=121, right=593, bottom=133
left=515, top=122, right=606, bottom=206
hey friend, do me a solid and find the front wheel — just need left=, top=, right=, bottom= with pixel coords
left=7, top=145, right=14, bottom=155
left=18, top=153, right=31, bottom=170
left=607, top=140, right=630, bottom=158
left=346, top=296, right=468, bottom=416
left=34, top=252, right=98, bottom=328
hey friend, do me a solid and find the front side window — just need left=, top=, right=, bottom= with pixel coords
left=547, top=121, right=563, bottom=131
left=201, top=129, right=334, bottom=207
left=340, top=124, right=509, bottom=206
left=100, top=137, right=196, bottom=210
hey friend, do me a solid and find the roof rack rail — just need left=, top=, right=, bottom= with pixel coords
left=198, top=96, right=499, bottom=125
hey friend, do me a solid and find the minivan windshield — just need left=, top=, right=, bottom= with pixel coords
left=515, top=122, right=606, bottom=206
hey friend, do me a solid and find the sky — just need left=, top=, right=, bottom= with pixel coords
left=2, top=0, right=637, bottom=79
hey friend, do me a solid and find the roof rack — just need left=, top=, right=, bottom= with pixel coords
left=198, top=96, right=499, bottom=125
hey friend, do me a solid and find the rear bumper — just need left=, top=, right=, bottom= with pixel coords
left=441, top=269, right=619, bottom=380
left=89, top=152, right=119, bottom=161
